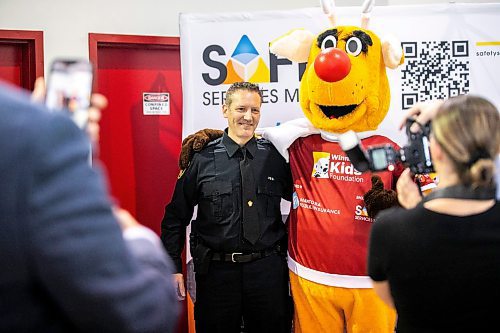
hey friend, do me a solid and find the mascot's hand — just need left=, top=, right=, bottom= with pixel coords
left=364, top=175, right=399, bottom=219
left=179, top=129, right=224, bottom=169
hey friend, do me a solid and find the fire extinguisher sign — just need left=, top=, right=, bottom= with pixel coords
left=143, top=92, right=170, bottom=115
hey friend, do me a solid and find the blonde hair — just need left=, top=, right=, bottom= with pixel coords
left=432, top=95, right=500, bottom=188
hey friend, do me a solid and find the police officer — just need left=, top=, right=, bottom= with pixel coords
left=161, top=82, right=293, bottom=333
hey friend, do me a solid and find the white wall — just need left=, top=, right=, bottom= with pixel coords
left=1, top=0, right=498, bottom=74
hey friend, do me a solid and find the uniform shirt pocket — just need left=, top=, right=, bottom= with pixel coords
left=200, top=181, right=233, bottom=220
left=257, top=181, right=284, bottom=217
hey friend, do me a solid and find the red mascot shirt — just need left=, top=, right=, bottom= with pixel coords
left=287, top=134, right=401, bottom=287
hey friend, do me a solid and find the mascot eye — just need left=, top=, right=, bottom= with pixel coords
left=321, top=35, right=337, bottom=50
left=345, top=37, right=363, bottom=56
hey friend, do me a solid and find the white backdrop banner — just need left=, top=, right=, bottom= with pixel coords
left=180, top=3, right=500, bottom=145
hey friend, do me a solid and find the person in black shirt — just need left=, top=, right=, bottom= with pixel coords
left=161, top=82, right=293, bottom=333
left=368, top=95, right=500, bottom=332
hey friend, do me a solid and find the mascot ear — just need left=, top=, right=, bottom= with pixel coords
left=382, top=34, right=404, bottom=69
left=269, top=29, right=315, bottom=63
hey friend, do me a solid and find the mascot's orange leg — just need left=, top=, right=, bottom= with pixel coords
left=289, top=271, right=396, bottom=333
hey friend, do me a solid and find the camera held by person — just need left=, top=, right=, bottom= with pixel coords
left=340, top=117, right=433, bottom=175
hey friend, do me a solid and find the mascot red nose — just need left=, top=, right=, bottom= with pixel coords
left=314, top=48, right=351, bottom=83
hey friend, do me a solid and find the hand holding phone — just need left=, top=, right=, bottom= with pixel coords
left=45, top=59, right=93, bottom=129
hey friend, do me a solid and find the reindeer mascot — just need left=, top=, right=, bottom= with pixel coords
left=180, top=1, right=405, bottom=331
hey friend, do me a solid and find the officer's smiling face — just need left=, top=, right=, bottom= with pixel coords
left=223, top=89, right=261, bottom=146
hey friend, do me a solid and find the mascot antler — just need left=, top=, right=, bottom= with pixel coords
left=320, top=0, right=337, bottom=27
left=360, top=0, right=375, bottom=28
left=321, top=0, right=375, bottom=28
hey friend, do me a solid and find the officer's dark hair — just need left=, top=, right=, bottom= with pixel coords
left=224, top=82, right=263, bottom=107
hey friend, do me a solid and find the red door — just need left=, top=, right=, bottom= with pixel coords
left=0, top=30, right=44, bottom=90
left=89, top=33, right=182, bottom=234
left=90, top=34, right=186, bottom=333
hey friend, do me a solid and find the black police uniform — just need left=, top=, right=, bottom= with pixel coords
left=161, top=129, right=293, bottom=333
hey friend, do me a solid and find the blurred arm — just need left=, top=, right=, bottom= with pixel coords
left=29, top=114, right=178, bottom=332
left=372, top=280, right=395, bottom=309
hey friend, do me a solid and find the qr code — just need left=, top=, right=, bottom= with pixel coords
left=400, top=40, right=470, bottom=109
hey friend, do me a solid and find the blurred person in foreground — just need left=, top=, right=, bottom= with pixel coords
left=368, top=95, right=500, bottom=332
left=0, top=79, right=179, bottom=332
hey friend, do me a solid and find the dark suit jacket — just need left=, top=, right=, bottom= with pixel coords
left=0, top=82, right=179, bottom=332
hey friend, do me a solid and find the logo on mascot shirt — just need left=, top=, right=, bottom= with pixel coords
left=354, top=203, right=371, bottom=220
left=292, top=192, right=300, bottom=209
left=311, top=151, right=364, bottom=182
left=311, top=152, right=331, bottom=178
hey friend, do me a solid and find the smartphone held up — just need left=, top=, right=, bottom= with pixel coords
left=45, top=59, right=93, bottom=129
